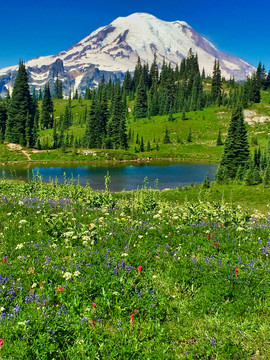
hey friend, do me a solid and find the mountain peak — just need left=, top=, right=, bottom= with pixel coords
left=0, top=13, right=256, bottom=96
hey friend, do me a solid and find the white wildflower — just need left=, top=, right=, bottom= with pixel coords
left=19, top=219, right=27, bottom=224
left=16, top=243, right=24, bottom=250
left=74, top=271, right=80, bottom=277
left=63, top=272, right=72, bottom=280
left=18, top=321, right=27, bottom=326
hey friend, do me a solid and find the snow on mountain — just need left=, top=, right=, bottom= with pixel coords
left=0, top=12, right=256, bottom=96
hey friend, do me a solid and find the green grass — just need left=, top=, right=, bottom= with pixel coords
left=4, top=93, right=270, bottom=164
left=0, top=180, right=269, bottom=358
left=0, top=143, right=29, bottom=162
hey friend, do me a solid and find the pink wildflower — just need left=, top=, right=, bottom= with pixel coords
left=130, top=313, right=134, bottom=325
left=3, top=257, right=7, bottom=263
left=138, top=265, right=142, bottom=274
left=58, top=286, right=64, bottom=292
left=0, top=339, right=3, bottom=348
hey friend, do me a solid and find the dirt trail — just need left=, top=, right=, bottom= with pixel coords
left=6, top=143, right=31, bottom=161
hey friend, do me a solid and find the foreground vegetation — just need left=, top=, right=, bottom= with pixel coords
left=0, top=179, right=269, bottom=359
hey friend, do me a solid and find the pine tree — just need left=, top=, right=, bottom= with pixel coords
left=0, top=100, right=7, bottom=140
left=220, top=105, right=250, bottom=178
left=134, top=75, right=148, bottom=119
left=211, top=59, right=222, bottom=105
left=53, top=73, right=63, bottom=99
left=163, top=127, right=171, bottom=144
left=5, top=61, right=34, bottom=145
left=140, top=137, right=145, bottom=152
left=41, top=83, right=54, bottom=129
left=216, top=129, right=223, bottom=146
left=186, top=128, right=192, bottom=142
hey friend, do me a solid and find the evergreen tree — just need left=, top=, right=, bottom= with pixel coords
left=134, top=75, right=148, bottom=119
left=0, top=100, right=7, bottom=140
left=250, top=74, right=261, bottom=103
left=163, top=127, right=171, bottom=144
left=220, top=105, right=250, bottom=178
left=216, top=129, right=223, bottom=146
left=211, top=59, right=222, bottom=105
left=186, top=127, right=192, bottom=142
left=5, top=61, right=34, bottom=145
left=41, top=83, right=54, bottom=129
left=140, top=137, right=145, bottom=152
left=53, top=73, right=63, bottom=99
left=106, top=81, right=127, bottom=149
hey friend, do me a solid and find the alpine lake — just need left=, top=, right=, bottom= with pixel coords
left=0, top=160, right=218, bottom=191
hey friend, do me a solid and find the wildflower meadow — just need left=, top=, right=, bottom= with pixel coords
left=0, top=179, right=269, bottom=359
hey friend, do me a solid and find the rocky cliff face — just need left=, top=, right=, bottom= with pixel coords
left=0, top=13, right=256, bottom=97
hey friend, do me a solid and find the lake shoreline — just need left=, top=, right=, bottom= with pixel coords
left=1, top=157, right=219, bottom=166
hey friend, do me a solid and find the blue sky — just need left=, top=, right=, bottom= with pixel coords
left=1, top=0, right=270, bottom=70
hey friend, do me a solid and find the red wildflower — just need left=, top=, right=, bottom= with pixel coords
left=92, top=302, right=96, bottom=310
left=40, top=282, right=43, bottom=287
left=168, top=233, right=171, bottom=236
left=91, top=320, right=96, bottom=326
left=210, top=233, right=213, bottom=238
left=235, top=269, right=239, bottom=277
left=29, top=289, right=34, bottom=293
left=207, top=234, right=210, bottom=239
left=3, top=257, right=7, bottom=263
left=58, top=286, right=64, bottom=292
left=138, top=265, right=142, bottom=275
left=130, top=313, right=134, bottom=325
left=134, top=309, right=138, bottom=314
left=0, top=339, right=3, bottom=348
left=214, top=242, right=218, bottom=249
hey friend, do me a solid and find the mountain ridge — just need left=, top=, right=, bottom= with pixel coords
left=0, top=12, right=256, bottom=96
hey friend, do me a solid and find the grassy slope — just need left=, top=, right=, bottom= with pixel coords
left=1, top=91, right=270, bottom=163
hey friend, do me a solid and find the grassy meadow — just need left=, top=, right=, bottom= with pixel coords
left=0, top=179, right=269, bottom=358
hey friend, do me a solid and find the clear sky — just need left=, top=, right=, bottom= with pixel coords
left=1, top=0, right=270, bottom=70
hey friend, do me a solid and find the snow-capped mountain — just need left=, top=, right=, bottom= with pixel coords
left=0, top=12, right=255, bottom=96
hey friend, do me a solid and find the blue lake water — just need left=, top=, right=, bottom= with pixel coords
left=0, top=161, right=218, bottom=191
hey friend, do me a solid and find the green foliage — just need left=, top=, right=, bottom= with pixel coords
left=216, top=129, right=223, bottom=146
left=5, top=61, right=34, bottom=145
left=186, top=127, right=192, bottom=142
left=220, top=105, right=250, bottom=178
left=162, top=127, right=171, bottom=144
left=41, top=83, right=54, bottom=129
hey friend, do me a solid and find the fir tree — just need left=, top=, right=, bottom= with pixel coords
left=163, top=127, right=171, bottom=144
left=53, top=73, right=63, bottom=99
left=134, top=75, right=148, bottom=119
left=5, top=61, right=34, bottom=145
left=186, top=128, right=192, bottom=142
left=140, top=137, right=145, bottom=152
left=216, top=129, right=223, bottom=146
left=41, top=83, right=54, bottom=129
left=211, top=59, right=222, bottom=105
left=0, top=100, right=7, bottom=140
left=220, top=105, right=250, bottom=178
